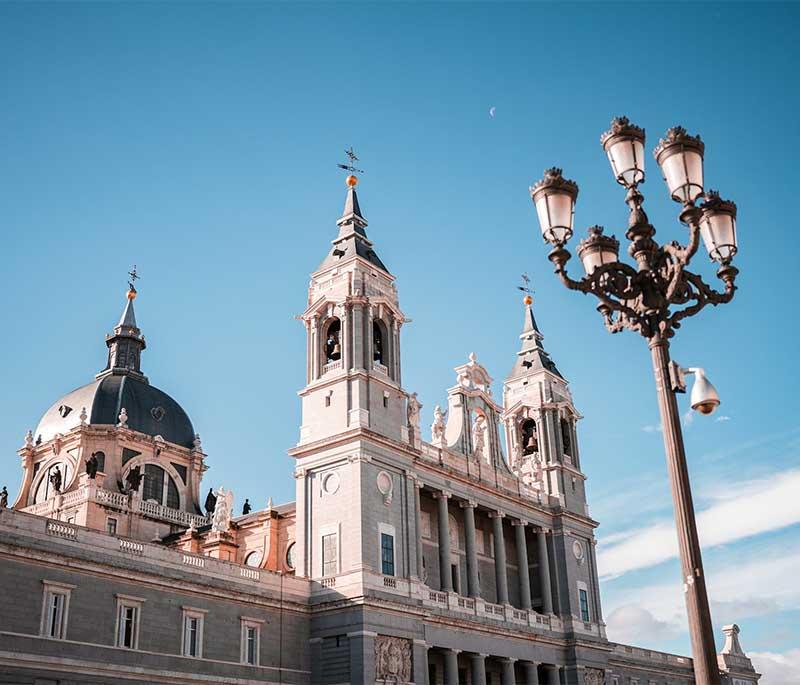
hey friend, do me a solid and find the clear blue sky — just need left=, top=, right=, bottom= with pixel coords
left=1, top=2, right=798, bottom=676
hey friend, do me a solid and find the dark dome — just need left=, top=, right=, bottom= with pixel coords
left=35, top=374, right=195, bottom=449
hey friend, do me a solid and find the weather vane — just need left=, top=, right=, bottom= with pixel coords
left=517, top=273, right=533, bottom=296
left=337, top=147, right=364, bottom=174
left=128, top=265, right=140, bottom=292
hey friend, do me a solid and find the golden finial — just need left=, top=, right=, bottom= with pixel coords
left=346, top=174, right=359, bottom=187
left=523, top=294, right=533, bottom=306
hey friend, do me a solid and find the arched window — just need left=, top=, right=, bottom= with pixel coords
left=324, top=318, right=341, bottom=362
left=141, top=464, right=180, bottom=509
left=521, top=419, right=538, bottom=455
left=561, top=417, right=572, bottom=456
left=372, top=320, right=386, bottom=364
left=32, top=461, right=72, bottom=504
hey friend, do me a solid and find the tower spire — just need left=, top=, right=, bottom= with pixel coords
left=508, top=292, right=562, bottom=380
left=317, top=172, right=388, bottom=273
left=97, top=271, right=147, bottom=382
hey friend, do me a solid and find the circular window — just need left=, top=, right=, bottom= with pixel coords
left=286, top=542, right=296, bottom=570
left=572, top=540, right=585, bottom=562
left=245, top=550, right=263, bottom=568
left=322, top=471, right=340, bottom=495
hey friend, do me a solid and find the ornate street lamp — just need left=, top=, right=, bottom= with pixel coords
left=530, top=116, right=740, bottom=685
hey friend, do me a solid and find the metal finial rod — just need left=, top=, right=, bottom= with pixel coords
left=517, top=272, right=533, bottom=295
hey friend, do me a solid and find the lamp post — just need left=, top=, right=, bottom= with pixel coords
left=530, top=116, right=739, bottom=685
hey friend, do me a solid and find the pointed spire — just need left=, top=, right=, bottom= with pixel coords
left=508, top=295, right=562, bottom=380
left=318, top=175, right=389, bottom=273
left=97, top=280, right=148, bottom=382
left=117, top=295, right=138, bottom=329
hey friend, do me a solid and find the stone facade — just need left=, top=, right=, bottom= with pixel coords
left=0, top=179, right=761, bottom=685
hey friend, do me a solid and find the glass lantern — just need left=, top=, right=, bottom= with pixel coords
left=654, top=126, right=705, bottom=205
left=600, top=116, right=646, bottom=188
left=529, top=168, right=579, bottom=245
left=576, top=226, right=620, bottom=275
left=699, top=191, right=738, bottom=264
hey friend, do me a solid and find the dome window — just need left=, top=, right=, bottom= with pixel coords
left=141, top=464, right=180, bottom=509
left=150, top=406, right=166, bottom=422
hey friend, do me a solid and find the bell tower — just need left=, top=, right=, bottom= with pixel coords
left=297, top=175, right=409, bottom=446
left=501, top=295, right=588, bottom=514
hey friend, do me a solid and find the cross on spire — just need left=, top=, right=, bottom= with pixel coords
left=517, top=273, right=534, bottom=297
left=128, top=265, right=140, bottom=292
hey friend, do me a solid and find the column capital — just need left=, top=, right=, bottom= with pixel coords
left=412, top=639, right=429, bottom=647
left=459, top=499, right=478, bottom=509
left=489, top=510, right=505, bottom=519
left=537, top=526, right=551, bottom=534
left=501, top=656, right=517, bottom=664
left=433, top=490, right=452, bottom=500
left=445, top=647, right=462, bottom=654
left=511, top=518, right=529, bottom=527
left=471, top=653, right=488, bottom=659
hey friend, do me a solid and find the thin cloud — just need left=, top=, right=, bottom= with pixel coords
left=606, top=605, right=681, bottom=644
left=715, top=415, right=731, bottom=422
left=597, top=468, right=800, bottom=579
left=602, top=545, right=800, bottom=640
left=641, top=423, right=662, bottom=433
left=749, top=650, right=800, bottom=685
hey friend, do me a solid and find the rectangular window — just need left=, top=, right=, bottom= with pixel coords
left=182, top=608, right=206, bottom=658
left=115, top=595, right=144, bottom=649
left=579, top=588, right=590, bottom=622
left=322, top=533, right=338, bottom=576
left=240, top=618, right=263, bottom=665
left=380, top=532, right=395, bottom=576
left=106, top=517, right=118, bottom=535
left=40, top=582, right=73, bottom=639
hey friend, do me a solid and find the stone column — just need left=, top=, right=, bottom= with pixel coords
left=537, top=528, right=554, bottom=614
left=444, top=648, right=460, bottom=685
left=545, top=664, right=560, bottom=685
left=513, top=519, right=532, bottom=609
left=491, top=511, right=509, bottom=605
left=461, top=501, right=480, bottom=598
left=342, top=306, right=351, bottom=371
left=435, top=492, right=453, bottom=592
left=501, top=658, right=517, bottom=685
left=413, top=640, right=429, bottom=685
left=414, top=480, right=425, bottom=581
left=348, top=631, right=377, bottom=685
left=470, top=653, right=487, bottom=685
left=522, top=661, right=539, bottom=685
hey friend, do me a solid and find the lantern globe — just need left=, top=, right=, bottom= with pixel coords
left=530, top=168, right=579, bottom=245
left=576, top=226, right=620, bottom=275
left=601, top=116, right=646, bottom=188
left=654, top=126, right=705, bottom=205
left=699, top=191, right=738, bottom=265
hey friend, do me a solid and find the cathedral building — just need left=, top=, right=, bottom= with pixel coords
left=0, top=175, right=761, bottom=685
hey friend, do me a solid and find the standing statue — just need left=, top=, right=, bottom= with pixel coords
left=431, top=405, right=447, bottom=444
left=211, top=487, right=233, bottom=533
left=125, top=466, right=142, bottom=493
left=85, top=452, right=99, bottom=479
left=406, top=392, right=421, bottom=431
left=49, top=466, right=63, bottom=493
left=0, top=486, right=8, bottom=508
left=204, top=488, right=217, bottom=515
left=471, top=415, right=486, bottom=461
left=242, top=498, right=252, bottom=515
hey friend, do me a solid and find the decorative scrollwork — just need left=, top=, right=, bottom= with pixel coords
left=548, top=188, right=737, bottom=340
